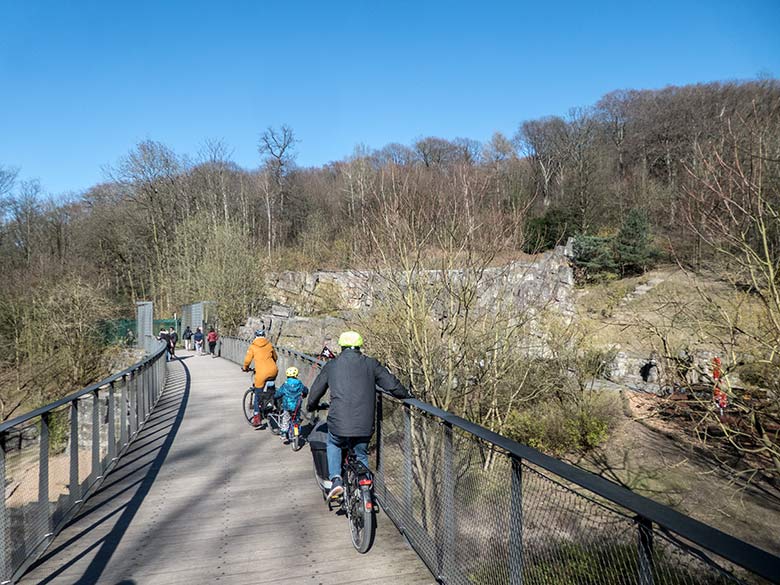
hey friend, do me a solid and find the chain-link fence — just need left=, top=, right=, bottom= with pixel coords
left=1, top=339, right=168, bottom=583
left=219, top=338, right=780, bottom=585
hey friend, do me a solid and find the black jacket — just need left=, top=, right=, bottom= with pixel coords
left=307, top=348, right=410, bottom=437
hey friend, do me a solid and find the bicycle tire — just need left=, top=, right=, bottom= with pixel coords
left=290, top=424, right=303, bottom=451
left=242, top=388, right=256, bottom=426
left=350, top=488, right=375, bottom=553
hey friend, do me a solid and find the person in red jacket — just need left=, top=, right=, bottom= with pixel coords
left=207, top=327, right=219, bottom=356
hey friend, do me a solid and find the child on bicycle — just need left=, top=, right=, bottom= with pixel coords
left=274, top=367, right=308, bottom=440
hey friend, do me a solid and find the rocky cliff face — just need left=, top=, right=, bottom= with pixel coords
left=240, top=244, right=576, bottom=354
left=265, top=242, right=575, bottom=314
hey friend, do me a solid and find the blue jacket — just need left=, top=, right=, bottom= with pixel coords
left=274, top=378, right=308, bottom=411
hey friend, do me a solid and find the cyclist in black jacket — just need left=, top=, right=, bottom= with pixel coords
left=307, top=331, right=410, bottom=499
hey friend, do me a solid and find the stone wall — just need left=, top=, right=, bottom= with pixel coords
left=264, top=242, right=575, bottom=317
left=241, top=243, right=576, bottom=354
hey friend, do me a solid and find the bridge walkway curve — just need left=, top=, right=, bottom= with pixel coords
left=18, top=353, right=434, bottom=585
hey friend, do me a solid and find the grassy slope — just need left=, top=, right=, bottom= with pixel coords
left=571, top=268, right=780, bottom=556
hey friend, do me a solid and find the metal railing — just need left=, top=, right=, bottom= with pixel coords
left=0, top=339, right=168, bottom=584
left=220, top=337, right=780, bottom=585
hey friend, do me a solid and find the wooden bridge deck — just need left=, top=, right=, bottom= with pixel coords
left=19, top=354, right=434, bottom=585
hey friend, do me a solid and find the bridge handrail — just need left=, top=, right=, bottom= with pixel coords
left=1, top=337, right=168, bottom=583
left=221, top=336, right=780, bottom=584
left=0, top=337, right=167, bottom=434
left=395, top=396, right=780, bottom=583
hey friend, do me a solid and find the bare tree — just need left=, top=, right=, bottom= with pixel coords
left=673, top=108, right=780, bottom=478
left=515, top=117, right=567, bottom=208
left=258, top=125, right=297, bottom=256
left=0, top=165, right=19, bottom=199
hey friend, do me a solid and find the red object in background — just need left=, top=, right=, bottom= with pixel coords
left=712, top=357, right=728, bottom=410
left=712, top=356, right=722, bottom=380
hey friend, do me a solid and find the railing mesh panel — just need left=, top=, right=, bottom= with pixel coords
left=1, top=341, right=167, bottom=582
left=46, top=404, right=71, bottom=530
left=374, top=397, right=766, bottom=585
left=4, top=420, right=42, bottom=576
left=76, top=394, right=95, bottom=493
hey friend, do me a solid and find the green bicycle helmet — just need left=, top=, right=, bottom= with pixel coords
left=338, top=331, right=363, bottom=348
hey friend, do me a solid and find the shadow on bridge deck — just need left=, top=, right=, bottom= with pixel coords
left=19, top=354, right=433, bottom=585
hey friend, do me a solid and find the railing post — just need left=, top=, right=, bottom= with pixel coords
left=375, top=393, right=388, bottom=504
left=152, top=360, right=158, bottom=402
left=91, top=391, right=100, bottom=484
left=637, top=516, right=654, bottom=585
left=129, top=371, right=138, bottom=436
left=149, top=363, right=155, bottom=406
left=39, top=412, right=51, bottom=539
left=144, top=366, right=149, bottom=421
left=69, top=400, right=80, bottom=505
left=403, top=404, right=413, bottom=528
left=120, top=374, right=128, bottom=448
left=508, top=457, right=524, bottom=585
left=1, top=435, right=9, bottom=582
left=140, top=367, right=147, bottom=423
left=146, top=365, right=152, bottom=415
left=108, top=382, right=116, bottom=461
left=375, top=393, right=383, bottom=474
left=439, top=421, right=456, bottom=582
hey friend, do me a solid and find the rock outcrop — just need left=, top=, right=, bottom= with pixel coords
left=264, top=243, right=575, bottom=316
left=241, top=244, right=576, bottom=354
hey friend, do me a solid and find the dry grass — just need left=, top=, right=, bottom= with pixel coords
left=575, top=267, right=763, bottom=357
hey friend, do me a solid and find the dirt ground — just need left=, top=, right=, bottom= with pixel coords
left=570, top=392, right=780, bottom=556
left=5, top=447, right=94, bottom=508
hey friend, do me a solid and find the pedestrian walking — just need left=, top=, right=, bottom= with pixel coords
left=183, top=326, right=193, bottom=350
left=158, top=328, right=171, bottom=361
left=194, top=327, right=204, bottom=354
left=207, top=327, right=218, bottom=357
left=167, top=326, right=178, bottom=359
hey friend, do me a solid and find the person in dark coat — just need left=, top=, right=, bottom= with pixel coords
left=167, top=327, right=178, bottom=359
left=158, top=328, right=171, bottom=361
left=307, top=331, right=410, bottom=499
left=182, top=326, right=193, bottom=350
left=193, top=327, right=204, bottom=354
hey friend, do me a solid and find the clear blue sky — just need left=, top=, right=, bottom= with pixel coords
left=1, top=0, right=778, bottom=194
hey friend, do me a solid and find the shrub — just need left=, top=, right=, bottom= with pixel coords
left=504, top=391, right=617, bottom=455
left=572, top=235, right=618, bottom=281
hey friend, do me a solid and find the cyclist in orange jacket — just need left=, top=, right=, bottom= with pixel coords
left=242, top=330, right=279, bottom=426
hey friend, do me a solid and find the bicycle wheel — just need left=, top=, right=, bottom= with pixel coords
left=349, top=487, right=375, bottom=553
left=243, top=389, right=256, bottom=426
left=290, top=424, right=303, bottom=451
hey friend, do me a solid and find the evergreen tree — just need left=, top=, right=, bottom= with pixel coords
left=572, top=235, right=617, bottom=281
left=615, top=208, right=653, bottom=276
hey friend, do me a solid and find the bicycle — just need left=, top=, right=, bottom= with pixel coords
left=286, top=397, right=305, bottom=451
left=242, top=369, right=277, bottom=428
left=266, top=398, right=304, bottom=452
left=309, top=404, right=376, bottom=553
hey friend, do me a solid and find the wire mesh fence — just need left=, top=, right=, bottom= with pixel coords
left=375, top=398, right=779, bottom=585
left=0, top=339, right=168, bottom=584
left=221, top=338, right=780, bottom=585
